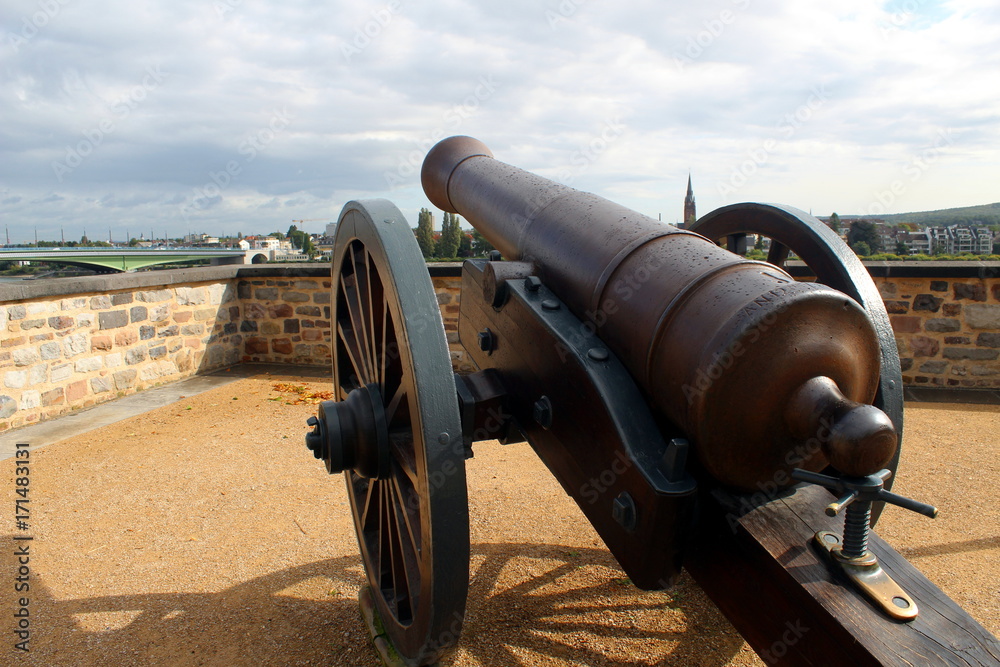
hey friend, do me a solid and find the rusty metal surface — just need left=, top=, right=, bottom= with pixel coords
left=458, top=259, right=697, bottom=588
left=422, top=137, right=892, bottom=492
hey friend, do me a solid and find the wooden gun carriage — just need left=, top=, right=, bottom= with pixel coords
left=304, top=136, right=1000, bottom=665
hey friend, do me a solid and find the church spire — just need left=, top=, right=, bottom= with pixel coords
left=683, top=173, right=696, bottom=228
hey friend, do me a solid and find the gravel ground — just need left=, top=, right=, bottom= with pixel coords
left=1, top=371, right=997, bottom=666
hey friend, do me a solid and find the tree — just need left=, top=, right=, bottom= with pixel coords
left=436, top=212, right=461, bottom=258
left=847, top=220, right=882, bottom=254
left=416, top=208, right=435, bottom=258
left=754, top=234, right=764, bottom=251
left=852, top=241, right=872, bottom=257
left=286, top=224, right=298, bottom=238
left=128, top=238, right=140, bottom=247
left=895, top=241, right=910, bottom=256
left=470, top=229, right=494, bottom=257
left=829, top=212, right=841, bottom=233
left=457, top=232, right=473, bottom=258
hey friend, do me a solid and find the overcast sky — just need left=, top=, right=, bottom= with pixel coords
left=2, top=0, right=998, bottom=244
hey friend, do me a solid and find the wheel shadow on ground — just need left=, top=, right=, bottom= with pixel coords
left=10, top=542, right=747, bottom=666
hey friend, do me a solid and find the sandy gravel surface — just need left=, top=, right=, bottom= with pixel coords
left=1, top=371, right=997, bottom=666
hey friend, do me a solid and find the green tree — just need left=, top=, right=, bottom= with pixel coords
left=829, top=212, right=841, bottom=233
left=754, top=234, right=764, bottom=251
left=286, top=224, right=298, bottom=238
left=853, top=241, right=872, bottom=257
left=847, top=220, right=882, bottom=254
left=436, top=212, right=461, bottom=258
left=128, top=238, right=140, bottom=247
left=895, top=241, right=910, bottom=256
left=457, top=232, right=473, bottom=258
left=470, top=230, right=494, bottom=257
left=416, top=208, right=435, bottom=258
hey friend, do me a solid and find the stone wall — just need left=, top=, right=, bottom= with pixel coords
left=2, top=261, right=998, bottom=432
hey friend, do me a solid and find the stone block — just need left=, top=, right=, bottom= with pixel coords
left=77, top=313, right=94, bottom=327
left=945, top=336, right=970, bottom=345
left=13, top=348, right=39, bottom=367
left=2, top=336, right=25, bottom=349
left=883, top=301, right=908, bottom=314
left=237, top=281, right=252, bottom=299
left=929, top=280, right=948, bottom=292
left=245, top=337, right=269, bottom=354
left=8, top=305, right=26, bottom=320
left=157, top=325, right=179, bottom=338
left=99, top=310, right=129, bottom=330
left=244, top=303, right=266, bottom=320
left=273, top=338, right=293, bottom=354
left=294, top=280, right=318, bottom=289
left=193, top=308, right=216, bottom=321
left=149, top=345, right=167, bottom=359
left=137, top=289, right=172, bottom=302
left=4, top=371, right=26, bottom=389
left=41, top=388, right=64, bottom=406
left=966, top=305, right=1000, bottom=329
left=0, top=395, right=15, bottom=418
left=209, top=283, right=234, bottom=304
left=91, top=336, right=113, bottom=351
left=105, top=353, right=123, bottom=368
left=313, top=292, right=331, bottom=304
left=262, top=321, right=281, bottom=335
left=113, top=369, right=137, bottom=389
left=47, top=315, right=74, bottom=330
left=116, top=329, right=138, bottom=346
left=173, top=311, right=192, bottom=323
left=140, top=326, right=155, bottom=340
left=269, top=303, right=293, bottom=318
left=130, top=306, right=148, bottom=323
left=64, top=332, right=88, bottom=357
left=90, top=295, right=112, bottom=309
left=924, top=318, right=960, bottom=333
left=38, top=341, right=62, bottom=361
left=295, top=305, right=321, bottom=316
left=223, top=322, right=237, bottom=335
left=302, top=328, right=322, bottom=341
left=284, top=319, right=300, bottom=334
left=125, top=348, right=147, bottom=365
left=912, top=294, right=942, bottom=312
left=976, top=333, right=1000, bottom=348
left=75, top=357, right=102, bottom=373
left=971, top=365, right=999, bottom=376
left=112, top=292, right=134, bottom=305
left=953, top=282, right=986, bottom=302
left=942, top=347, right=999, bottom=361
left=20, top=391, right=40, bottom=410
left=28, top=365, right=46, bottom=385
left=282, top=291, right=310, bottom=303
left=918, top=361, right=948, bottom=374
left=66, top=380, right=88, bottom=402
left=240, top=321, right=258, bottom=332
left=910, top=336, right=939, bottom=357
left=50, top=363, right=73, bottom=382
left=91, top=377, right=113, bottom=393
left=61, top=297, right=87, bottom=310
left=176, top=286, right=207, bottom=306
left=255, top=288, right=279, bottom=300
left=21, top=319, right=45, bottom=329
left=181, top=324, right=204, bottom=336
left=150, top=305, right=170, bottom=322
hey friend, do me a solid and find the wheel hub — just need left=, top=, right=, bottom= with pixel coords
left=305, top=383, right=390, bottom=478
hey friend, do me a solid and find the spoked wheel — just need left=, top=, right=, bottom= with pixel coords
left=689, top=203, right=903, bottom=523
left=306, top=199, right=469, bottom=666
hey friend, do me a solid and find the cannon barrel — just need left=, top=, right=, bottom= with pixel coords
left=422, top=136, right=896, bottom=491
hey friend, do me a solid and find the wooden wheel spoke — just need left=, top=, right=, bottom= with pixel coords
left=385, top=384, right=407, bottom=424
left=390, top=469, right=422, bottom=558
left=336, top=322, right=368, bottom=387
left=341, top=278, right=374, bottom=380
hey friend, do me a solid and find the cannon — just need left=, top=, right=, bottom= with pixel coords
left=304, top=136, right=1000, bottom=665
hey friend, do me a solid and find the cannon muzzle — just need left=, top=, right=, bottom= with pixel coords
left=422, top=136, right=895, bottom=491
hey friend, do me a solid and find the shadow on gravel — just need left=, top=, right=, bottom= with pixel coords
left=10, top=542, right=746, bottom=666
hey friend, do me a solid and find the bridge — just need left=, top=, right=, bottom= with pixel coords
left=0, top=248, right=268, bottom=273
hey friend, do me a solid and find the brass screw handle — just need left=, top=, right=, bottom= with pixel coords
left=791, top=468, right=938, bottom=559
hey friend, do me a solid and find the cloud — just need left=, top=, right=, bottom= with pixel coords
left=0, top=0, right=997, bottom=243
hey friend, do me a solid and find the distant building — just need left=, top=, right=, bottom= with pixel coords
left=325, top=222, right=338, bottom=237
left=683, top=174, right=696, bottom=228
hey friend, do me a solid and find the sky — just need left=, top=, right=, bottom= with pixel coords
left=1, top=0, right=998, bottom=244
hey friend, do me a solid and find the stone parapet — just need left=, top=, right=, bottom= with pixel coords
left=2, top=261, right=998, bottom=431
